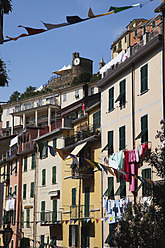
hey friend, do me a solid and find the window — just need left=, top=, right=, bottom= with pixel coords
left=6, top=121, right=9, bottom=128
left=143, top=26, right=146, bottom=35
left=135, top=115, right=148, bottom=143
left=93, top=110, right=101, bottom=132
left=26, top=208, right=30, bottom=228
left=104, top=177, right=114, bottom=199
left=115, top=175, right=126, bottom=197
left=52, top=166, right=56, bottom=184
left=152, top=21, right=156, bottom=28
left=125, top=36, right=127, bottom=43
left=23, top=184, right=26, bottom=200
left=142, top=168, right=151, bottom=196
left=53, top=138, right=57, bottom=149
left=31, top=153, right=35, bottom=169
left=134, top=29, right=137, bottom=37
left=24, top=156, right=27, bottom=172
left=140, top=64, right=148, bottom=94
left=69, top=225, right=78, bottom=248
left=15, top=159, right=17, bottom=174
left=52, top=200, right=57, bottom=222
left=72, top=188, right=76, bottom=206
left=30, top=182, right=34, bottom=198
left=42, top=169, right=46, bottom=186
left=26, top=117, right=29, bottom=124
left=91, top=87, right=94, bottom=95
left=41, top=201, right=45, bottom=221
left=118, top=40, right=122, bottom=49
left=105, top=223, right=117, bottom=246
left=119, top=126, right=125, bottom=150
left=115, top=79, right=126, bottom=107
left=63, top=93, right=66, bottom=102
left=113, top=45, right=116, bottom=52
left=84, top=187, right=90, bottom=217
left=108, top=87, right=114, bottom=112
left=108, top=131, right=114, bottom=156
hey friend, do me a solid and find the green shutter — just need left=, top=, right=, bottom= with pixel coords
left=119, top=126, right=125, bottom=150
left=85, top=187, right=90, bottom=217
left=24, top=156, right=27, bottom=172
left=93, top=110, right=101, bottom=131
left=119, top=79, right=126, bottom=106
left=11, top=240, right=14, bottom=248
left=75, top=225, right=78, bottom=247
left=72, top=188, right=76, bottom=206
left=108, top=131, right=113, bottom=156
left=41, top=235, right=45, bottom=244
left=14, top=185, right=17, bottom=195
left=32, top=153, right=35, bottom=169
left=41, top=201, right=45, bottom=221
left=141, top=115, right=148, bottom=143
left=23, top=184, right=26, bottom=199
left=104, top=177, right=114, bottom=198
left=142, top=168, right=151, bottom=196
left=52, top=166, right=56, bottom=184
left=52, top=200, right=57, bottom=222
left=26, top=208, right=30, bottom=228
left=141, top=64, right=148, bottom=93
left=42, top=169, right=46, bottom=186
left=21, top=211, right=24, bottom=228
left=12, top=210, right=16, bottom=225
left=109, top=87, right=114, bottom=112
left=69, top=225, right=72, bottom=247
left=45, top=141, right=48, bottom=157
left=115, top=178, right=126, bottom=196
left=53, top=138, right=57, bottom=150
left=30, top=182, right=34, bottom=198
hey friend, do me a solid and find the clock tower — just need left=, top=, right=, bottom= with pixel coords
left=72, top=52, right=93, bottom=77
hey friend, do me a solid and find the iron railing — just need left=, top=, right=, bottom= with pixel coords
left=70, top=205, right=94, bottom=219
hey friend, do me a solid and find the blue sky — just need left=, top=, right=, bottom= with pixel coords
left=0, top=0, right=161, bottom=102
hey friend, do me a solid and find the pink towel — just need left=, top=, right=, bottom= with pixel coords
left=129, top=163, right=135, bottom=191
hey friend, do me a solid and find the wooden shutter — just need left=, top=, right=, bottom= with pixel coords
left=52, top=166, right=56, bottom=184
left=42, top=169, right=46, bottom=186
left=141, top=115, right=148, bottom=143
left=30, top=182, right=34, bottom=198
left=75, top=225, right=78, bottom=247
left=141, top=64, right=148, bottom=93
left=85, top=187, right=90, bottom=217
left=109, top=87, right=114, bottom=112
left=52, top=200, right=57, bottom=222
left=142, top=168, right=151, bottom=196
left=10, top=162, right=13, bottom=175
left=72, top=188, right=76, bottom=206
left=119, top=79, right=126, bottom=106
left=32, top=153, right=35, bottom=169
left=24, top=156, right=27, bottom=172
left=45, top=141, right=48, bottom=157
left=41, top=201, right=45, bottom=221
left=23, top=184, right=26, bottom=199
left=53, top=138, right=57, bottom=154
left=26, top=208, right=30, bottom=228
left=108, top=131, right=113, bottom=156
left=119, top=126, right=125, bottom=150
left=21, top=211, right=24, bottom=228
left=69, top=225, right=72, bottom=247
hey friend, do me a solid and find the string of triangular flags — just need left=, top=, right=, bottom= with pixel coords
left=0, top=3, right=142, bottom=44
left=36, top=141, right=158, bottom=186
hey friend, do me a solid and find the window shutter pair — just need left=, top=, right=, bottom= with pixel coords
left=52, top=166, right=56, bottom=184
left=108, top=87, right=114, bottom=112
left=42, top=169, right=46, bottom=186
left=119, top=126, right=125, bottom=150
left=31, top=153, right=35, bottom=169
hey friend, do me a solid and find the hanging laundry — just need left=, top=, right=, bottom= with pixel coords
left=129, top=163, right=136, bottom=191
left=109, top=150, right=123, bottom=169
left=135, top=148, right=139, bottom=162
left=123, top=151, right=131, bottom=182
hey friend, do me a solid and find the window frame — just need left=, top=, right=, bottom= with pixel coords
left=140, top=64, right=148, bottom=94
left=119, top=125, right=126, bottom=150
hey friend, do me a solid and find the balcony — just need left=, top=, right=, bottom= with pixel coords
left=39, top=211, right=62, bottom=225
left=70, top=205, right=95, bottom=219
left=65, top=125, right=100, bottom=147
left=18, top=141, right=35, bottom=153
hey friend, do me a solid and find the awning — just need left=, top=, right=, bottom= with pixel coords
left=70, top=142, right=87, bottom=156
left=115, top=92, right=125, bottom=103
left=48, top=190, right=60, bottom=197
left=10, top=136, right=18, bottom=147
left=135, top=130, right=147, bottom=140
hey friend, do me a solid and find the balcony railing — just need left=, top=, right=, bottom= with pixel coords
left=148, top=24, right=162, bottom=42
left=39, top=211, right=62, bottom=224
left=18, top=141, right=35, bottom=152
left=65, top=125, right=100, bottom=147
left=132, top=39, right=144, bottom=55
left=50, top=120, right=62, bottom=131
left=70, top=205, right=94, bottom=219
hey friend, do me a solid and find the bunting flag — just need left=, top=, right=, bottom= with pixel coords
left=53, top=148, right=66, bottom=160
left=99, top=163, right=108, bottom=174
left=104, top=165, right=115, bottom=176
left=2, top=3, right=141, bottom=43
left=85, top=158, right=102, bottom=171
left=109, top=3, right=140, bottom=13
left=48, top=145, right=55, bottom=157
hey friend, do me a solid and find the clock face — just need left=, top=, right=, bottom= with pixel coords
left=74, top=58, right=80, bottom=65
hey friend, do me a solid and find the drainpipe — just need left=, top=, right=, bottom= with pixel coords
left=131, top=64, right=136, bottom=205
left=78, top=179, right=81, bottom=248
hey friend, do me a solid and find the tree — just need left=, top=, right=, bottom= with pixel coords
left=0, top=59, right=9, bottom=86
left=110, top=130, right=165, bottom=248
left=19, top=86, right=37, bottom=99
left=0, top=0, right=12, bottom=14
left=8, top=91, right=20, bottom=102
